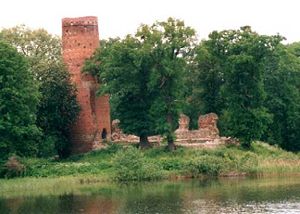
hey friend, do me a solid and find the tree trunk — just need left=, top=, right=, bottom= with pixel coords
left=166, top=113, right=176, bottom=151
left=167, top=135, right=176, bottom=151
left=139, top=134, right=151, bottom=149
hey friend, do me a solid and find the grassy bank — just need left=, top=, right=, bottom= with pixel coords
left=1, top=142, right=300, bottom=182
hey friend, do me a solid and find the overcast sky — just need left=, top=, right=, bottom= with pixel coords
left=1, top=0, right=299, bottom=43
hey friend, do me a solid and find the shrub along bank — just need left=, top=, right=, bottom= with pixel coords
left=1, top=142, right=300, bottom=181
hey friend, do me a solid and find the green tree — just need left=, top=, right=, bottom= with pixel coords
left=141, top=18, right=196, bottom=150
left=222, top=53, right=272, bottom=148
left=190, top=27, right=281, bottom=147
left=0, top=25, right=61, bottom=70
left=188, top=39, right=225, bottom=116
left=218, top=27, right=281, bottom=147
left=85, top=37, right=156, bottom=148
left=263, top=44, right=300, bottom=151
left=190, top=27, right=300, bottom=151
left=0, top=41, right=41, bottom=160
left=86, top=18, right=196, bottom=150
left=36, top=63, right=79, bottom=157
left=183, top=42, right=225, bottom=128
left=1, top=25, right=79, bottom=157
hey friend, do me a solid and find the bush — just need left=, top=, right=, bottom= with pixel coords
left=37, top=135, right=57, bottom=157
left=112, top=147, right=163, bottom=182
left=103, top=143, right=123, bottom=154
left=159, top=158, right=184, bottom=170
left=186, top=155, right=224, bottom=177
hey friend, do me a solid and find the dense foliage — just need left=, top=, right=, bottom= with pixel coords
left=0, top=41, right=41, bottom=160
left=262, top=44, right=300, bottom=151
left=85, top=18, right=196, bottom=150
left=141, top=18, right=196, bottom=150
left=36, top=63, right=79, bottom=157
left=187, top=26, right=300, bottom=149
left=85, top=37, right=157, bottom=148
left=216, top=27, right=280, bottom=147
left=0, top=25, right=79, bottom=158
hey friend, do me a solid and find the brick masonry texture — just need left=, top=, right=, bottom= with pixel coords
left=62, top=16, right=111, bottom=153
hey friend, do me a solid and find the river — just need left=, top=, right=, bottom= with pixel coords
left=1, top=176, right=300, bottom=213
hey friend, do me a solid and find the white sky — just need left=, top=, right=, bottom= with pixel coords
left=1, top=0, right=300, bottom=43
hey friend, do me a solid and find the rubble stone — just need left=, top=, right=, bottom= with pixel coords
left=112, top=113, right=233, bottom=148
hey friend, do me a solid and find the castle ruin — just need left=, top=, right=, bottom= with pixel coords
left=61, top=16, right=234, bottom=152
left=62, top=16, right=111, bottom=153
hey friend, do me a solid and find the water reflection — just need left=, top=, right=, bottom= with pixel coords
left=1, top=177, right=300, bottom=213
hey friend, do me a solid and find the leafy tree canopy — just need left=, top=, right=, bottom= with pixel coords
left=263, top=43, right=300, bottom=151
left=189, top=26, right=283, bottom=147
left=85, top=18, right=196, bottom=150
left=139, top=18, right=196, bottom=150
left=0, top=41, right=41, bottom=160
left=1, top=25, right=79, bottom=157
left=85, top=36, right=157, bottom=148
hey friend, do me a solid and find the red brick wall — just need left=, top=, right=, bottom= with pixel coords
left=62, top=16, right=111, bottom=153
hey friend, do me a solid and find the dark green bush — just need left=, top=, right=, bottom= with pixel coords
left=37, top=135, right=57, bottom=157
left=112, top=147, right=163, bottom=182
left=0, top=160, right=5, bottom=177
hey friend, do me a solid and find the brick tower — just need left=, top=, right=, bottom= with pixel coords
left=62, top=16, right=111, bottom=153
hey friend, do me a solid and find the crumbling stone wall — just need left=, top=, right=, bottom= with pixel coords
left=111, top=119, right=161, bottom=143
left=198, top=113, right=219, bottom=138
left=175, top=113, right=220, bottom=143
left=111, top=113, right=232, bottom=147
left=62, top=16, right=111, bottom=153
left=173, top=113, right=238, bottom=148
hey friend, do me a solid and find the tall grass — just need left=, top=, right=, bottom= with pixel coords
left=0, top=175, right=116, bottom=198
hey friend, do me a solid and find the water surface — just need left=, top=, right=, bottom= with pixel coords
left=1, top=176, right=300, bottom=213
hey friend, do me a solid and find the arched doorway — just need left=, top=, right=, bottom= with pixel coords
left=101, top=128, right=107, bottom=140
